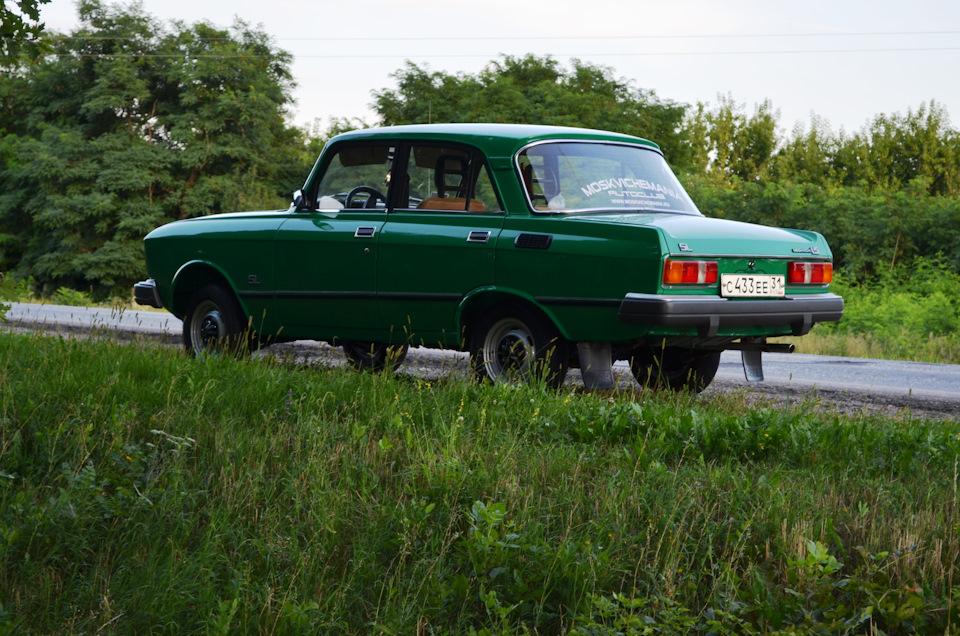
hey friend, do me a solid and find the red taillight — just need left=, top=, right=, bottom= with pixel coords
left=788, top=261, right=833, bottom=284
left=663, top=259, right=718, bottom=285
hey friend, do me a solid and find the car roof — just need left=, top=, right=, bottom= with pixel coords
left=328, top=123, right=661, bottom=156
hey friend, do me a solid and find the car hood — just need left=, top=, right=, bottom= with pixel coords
left=564, top=212, right=831, bottom=258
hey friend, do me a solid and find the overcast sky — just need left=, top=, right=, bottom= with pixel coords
left=37, top=0, right=960, bottom=140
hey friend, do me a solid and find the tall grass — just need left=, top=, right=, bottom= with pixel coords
left=782, top=329, right=960, bottom=364
left=794, top=259, right=960, bottom=364
left=1, top=332, right=958, bottom=633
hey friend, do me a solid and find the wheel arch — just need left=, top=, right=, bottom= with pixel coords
left=170, top=261, right=246, bottom=320
left=456, top=287, right=571, bottom=347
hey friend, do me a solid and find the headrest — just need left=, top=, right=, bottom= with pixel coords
left=435, top=154, right=469, bottom=198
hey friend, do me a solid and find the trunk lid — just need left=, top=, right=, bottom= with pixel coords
left=567, top=212, right=830, bottom=258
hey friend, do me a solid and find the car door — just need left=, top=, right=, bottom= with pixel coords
left=273, top=142, right=394, bottom=340
left=377, top=143, right=504, bottom=348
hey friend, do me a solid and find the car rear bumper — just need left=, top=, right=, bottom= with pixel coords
left=134, top=279, right=164, bottom=309
left=618, top=292, right=844, bottom=337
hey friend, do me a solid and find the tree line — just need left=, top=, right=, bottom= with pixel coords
left=2, top=1, right=958, bottom=297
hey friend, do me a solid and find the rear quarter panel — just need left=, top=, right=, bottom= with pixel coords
left=496, top=216, right=666, bottom=342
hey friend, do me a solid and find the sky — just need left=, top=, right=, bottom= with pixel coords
left=35, top=0, right=960, bottom=140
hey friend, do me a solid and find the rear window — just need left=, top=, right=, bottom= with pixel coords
left=517, top=141, right=701, bottom=215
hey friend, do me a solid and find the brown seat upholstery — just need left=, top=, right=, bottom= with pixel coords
left=415, top=154, right=485, bottom=211
left=418, top=197, right=486, bottom=211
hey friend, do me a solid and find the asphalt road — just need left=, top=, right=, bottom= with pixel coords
left=6, top=302, right=959, bottom=419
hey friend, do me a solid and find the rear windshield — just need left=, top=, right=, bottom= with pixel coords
left=517, top=141, right=701, bottom=215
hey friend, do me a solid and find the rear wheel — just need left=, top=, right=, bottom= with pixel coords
left=341, top=341, right=409, bottom=372
left=470, top=305, right=569, bottom=389
left=183, top=284, right=249, bottom=357
left=630, top=347, right=720, bottom=393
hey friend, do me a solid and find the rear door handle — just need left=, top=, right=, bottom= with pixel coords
left=466, top=230, right=491, bottom=244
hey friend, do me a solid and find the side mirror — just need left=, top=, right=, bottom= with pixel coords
left=292, top=189, right=304, bottom=208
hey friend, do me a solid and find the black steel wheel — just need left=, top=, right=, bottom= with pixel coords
left=341, top=341, right=409, bottom=372
left=630, top=347, right=721, bottom=393
left=182, top=284, right=249, bottom=357
left=470, top=305, right=569, bottom=389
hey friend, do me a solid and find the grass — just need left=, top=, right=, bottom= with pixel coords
left=776, top=329, right=960, bottom=365
left=1, top=331, right=958, bottom=634
left=792, top=260, right=960, bottom=365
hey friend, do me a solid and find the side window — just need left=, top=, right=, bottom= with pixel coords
left=399, top=145, right=502, bottom=213
left=519, top=153, right=564, bottom=210
left=313, top=144, right=394, bottom=210
left=473, top=164, right=503, bottom=213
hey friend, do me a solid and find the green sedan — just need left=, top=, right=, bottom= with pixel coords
left=134, top=123, right=843, bottom=391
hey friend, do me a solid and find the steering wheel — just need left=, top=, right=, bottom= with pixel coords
left=345, top=186, right=387, bottom=209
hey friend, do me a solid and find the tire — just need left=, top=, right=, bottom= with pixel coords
left=469, top=304, right=569, bottom=389
left=341, top=341, right=409, bottom=372
left=630, top=347, right=721, bottom=393
left=182, top=284, right=250, bottom=357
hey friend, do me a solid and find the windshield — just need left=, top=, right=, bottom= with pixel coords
left=517, top=141, right=701, bottom=215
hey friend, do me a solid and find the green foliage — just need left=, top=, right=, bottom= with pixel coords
left=686, top=94, right=780, bottom=183
left=691, top=98, right=960, bottom=198
left=687, top=176, right=960, bottom=280
left=569, top=542, right=949, bottom=634
left=782, top=260, right=960, bottom=364
left=373, top=55, right=692, bottom=166
left=1, top=332, right=958, bottom=633
left=52, top=286, right=94, bottom=307
left=826, top=260, right=960, bottom=337
left=0, top=272, right=16, bottom=320
left=0, top=0, right=50, bottom=63
left=0, top=0, right=314, bottom=297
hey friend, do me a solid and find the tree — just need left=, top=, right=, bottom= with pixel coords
left=767, top=101, right=960, bottom=196
left=372, top=55, right=692, bottom=168
left=685, top=94, right=779, bottom=184
left=0, top=0, right=50, bottom=63
left=0, top=0, right=311, bottom=296
left=767, top=116, right=840, bottom=187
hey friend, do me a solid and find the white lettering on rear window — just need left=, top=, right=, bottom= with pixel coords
left=580, top=178, right=681, bottom=201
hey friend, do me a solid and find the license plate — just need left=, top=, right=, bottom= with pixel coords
left=720, top=274, right=785, bottom=298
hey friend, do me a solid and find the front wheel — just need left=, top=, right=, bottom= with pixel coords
left=630, top=347, right=721, bottom=393
left=182, top=284, right=250, bottom=357
left=469, top=305, right=569, bottom=389
left=341, top=341, right=409, bottom=372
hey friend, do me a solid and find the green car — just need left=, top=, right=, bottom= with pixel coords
left=134, top=123, right=843, bottom=391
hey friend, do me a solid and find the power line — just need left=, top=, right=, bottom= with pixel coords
left=282, top=30, right=960, bottom=41
left=70, top=46, right=960, bottom=60
left=53, top=30, right=960, bottom=42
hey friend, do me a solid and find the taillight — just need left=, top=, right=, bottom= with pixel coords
left=663, top=259, right=718, bottom=285
left=788, top=261, right=833, bottom=284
